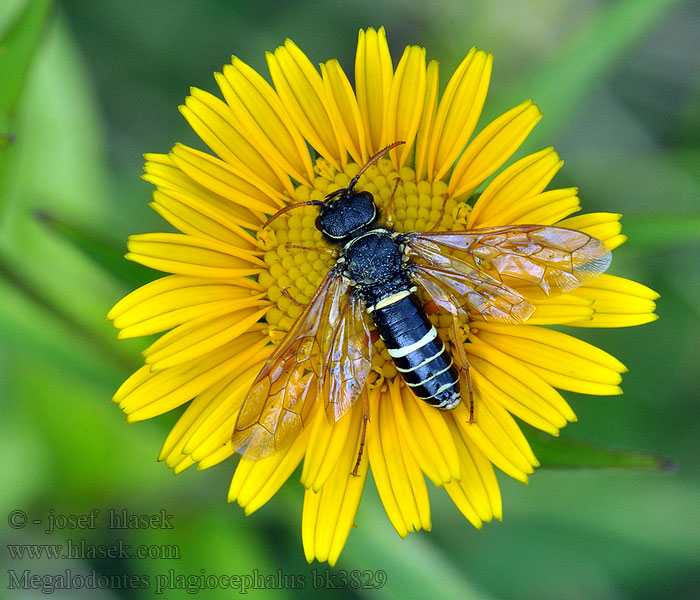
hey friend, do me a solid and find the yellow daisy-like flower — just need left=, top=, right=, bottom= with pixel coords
left=108, top=27, right=658, bottom=566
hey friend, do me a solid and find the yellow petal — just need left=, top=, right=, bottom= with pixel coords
left=180, top=89, right=293, bottom=194
left=112, top=280, right=266, bottom=339
left=373, top=381, right=429, bottom=535
left=566, top=274, right=659, bottom=327
left=267, top=40, right=344, bottom=169
left=301, top=397, right=362, bottom=492
left=383, top=45, right=426, bottom=169
left=231, top=418, right=312, bottom=515
left=365, top=386, right=406, bottom=537
left=472, top=322, right=626, bottom=395
left=557, top=212, right=625, bottom=250
left=451, top=400, right=533, bottom=484
left=355, top=27, right=393, bottom=155
left=321, top=59, right=367, bottom=166
left=427, top=49, right=492, bottom=182
left=527, top=294, right=595, bottom=325
left=510, top=189, right=580, bottom=225
left=300, top=406, right=333, bottom=490
left=126, top=233, right=265, bottom=279
left=109, top=274, right=258, bottom=319
left=460, top=427, right=503, bottom=520
left=172, top=455, right=196, bottom=475
left=393, top=383, right=461, bottom=487
left=151, top=189, right=261, bottom=250
left=466, top=336, right=576, bottom=431
left=143, top=153, right=264, bottom=230
left=117, top=345, right=249, bottom=421
left=112, top=364, right=151, bottom=405
left=301, top=484, right=321, bottom=564
left=185, top=359, right=268, bottom=460
left=444, top=415, right=499, bottom=525
left=302, top=401, right=368, bottom=566
left=413, top=60, right=440, bottom=182
left=218, top=57, right=314, bottom=185
left=390, top=382, right=431, bottom=530
left=475, top=187, right=579, bottom=228
left=481, top=393, right=539, bottom=467
left=468, top=148, right=562, bottom=228
left=470, top=368, right=561, bottom=436
left=459, top=392, right=538, bottom=471
left=169, top=144, right=287, bottom=213
left=198, top=445, right=234, bottom=470
left=407, top=384, right=463, bottom=482
left=160, top=371, right=240, bottom=463
left=142, top=305, right=270, bottom=371
left=450, top=100, right=542, bottom=199
left=161, top=358, right=267, bottom=471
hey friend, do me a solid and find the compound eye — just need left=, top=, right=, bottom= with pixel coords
left=356, top=192, right=377, bottom=224
left=316, top=207, right=347, bottom=240
left=355, top=191, right=374, bottom=205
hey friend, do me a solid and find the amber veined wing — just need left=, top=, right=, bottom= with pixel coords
left=323, top=292, right=373, bottom=423
left=411, top=262, right=536, bottom=323
left=232, top=265, right=372, bottom=459
left=403, top=224, right=611, bottom=319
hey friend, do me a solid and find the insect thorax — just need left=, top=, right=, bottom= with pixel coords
left=342, top=229, right=413, bottom=309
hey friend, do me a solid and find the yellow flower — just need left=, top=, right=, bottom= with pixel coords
left=108, top=27, right=658, bottom=566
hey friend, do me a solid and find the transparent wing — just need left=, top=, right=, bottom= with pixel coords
left=232, top=266, right=350, bottom=459
left=405, top=225, right=611, bottom=302
left=410, top=262, right=535, bottom=322
left=323, top=292, right=373, bottom=422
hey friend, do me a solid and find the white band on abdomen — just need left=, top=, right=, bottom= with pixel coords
left=395, top=341, right=445, bottom=373
left=387, top=326, right=438, bottom=358
left=405, top=359, right=454, bottom=387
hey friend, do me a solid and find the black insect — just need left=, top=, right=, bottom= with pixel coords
left=232, top=142, right=612, bottom=464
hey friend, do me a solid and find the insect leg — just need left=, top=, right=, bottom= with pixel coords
left=428, top=193, right=450, bottom=232
left=284, top=243, right=337, bottom=257
left=351, top=388, right=370, bottom=477
left=383, top=177, right=402, bottom=229
left=281, top=288, right=303, bottom=306
left=422, top=299, right=439, bottom=316
left=449, top=315, right=475, bottom=423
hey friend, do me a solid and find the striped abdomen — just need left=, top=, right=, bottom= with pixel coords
left=371, top=293, right=460, bottom=410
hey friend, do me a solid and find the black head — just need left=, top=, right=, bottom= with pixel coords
left=315, top=141, right=406, bottom=244
left=316, top=189, right=378, bottom=244
left=261, top=142, right=405, bottom=243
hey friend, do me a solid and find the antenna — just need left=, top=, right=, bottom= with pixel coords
left=262, top=200, right=325, bottom=229
left=325, top=141, right=407, bottom=201
left=346, top=141, right=406, bottom=193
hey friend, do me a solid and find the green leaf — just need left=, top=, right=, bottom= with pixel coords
left=276, top=491, right=493, bottom=600
left=0, top=0, right=53, bottom=118
left=344, top=500, right=493, bottom=600
left=0, top=132, right=16, bottom=150
left=36, top=210, right=155, bottom=288
left=496, top=0, right=686, bottom=147
left=525, top=431, right=674, bottom=471
left=0, top=257, right=137, bottom=372
left=0, top=15, right=141, bottom=354
left=621, top=213, right=700, bottom=249
left=0, top=0, right=53, bottom=208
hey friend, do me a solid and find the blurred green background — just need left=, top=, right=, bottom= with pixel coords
left=1, top=0, right=698, bottom=598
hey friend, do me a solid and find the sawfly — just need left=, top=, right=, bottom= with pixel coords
left=232, top=142, right=611, bottom=469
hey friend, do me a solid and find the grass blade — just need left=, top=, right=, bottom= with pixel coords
left=36, top=210, right=154, bottom=288
left=0, top=0, right=53, bottom=118
left=525, top=431, right=674, bottom=471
